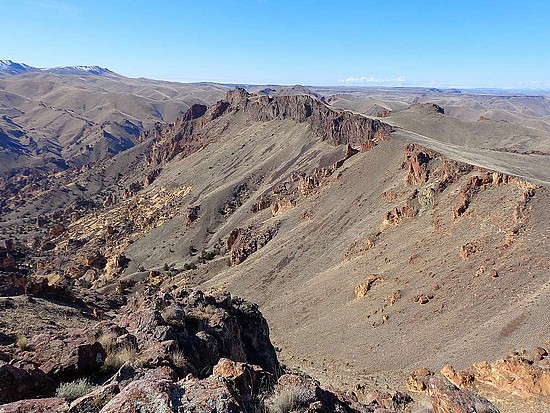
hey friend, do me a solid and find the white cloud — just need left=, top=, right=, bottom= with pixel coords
left=338, top=76, right=406, bottom=84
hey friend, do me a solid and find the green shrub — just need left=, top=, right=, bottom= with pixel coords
left=55, top=377, right=95, bottom=401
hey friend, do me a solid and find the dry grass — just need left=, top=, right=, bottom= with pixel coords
left=16, top=333, right=28, bottom=351
left=169, top=348, right=189, bottom=369
left=266, top=386, right=310, bottom=413
left=97, top=332, right=117, bottom=353
left=103, top=345, right=143, bottom=370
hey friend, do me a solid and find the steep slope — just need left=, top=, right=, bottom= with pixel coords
left=0, top=71, right=229, bottom=175
left=1, top=88, right=548, bottom=412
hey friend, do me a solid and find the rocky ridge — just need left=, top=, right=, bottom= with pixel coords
left=147, top=88, right=392, bottom=167
left=0, top=88, right=548, bottom=413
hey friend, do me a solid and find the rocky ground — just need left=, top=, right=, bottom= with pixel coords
left=1, top=85, right=549, bottom=412
left=0, top=278, right=523, bottom=413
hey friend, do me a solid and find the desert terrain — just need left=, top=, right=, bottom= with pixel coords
left=0, top=66, right=548, bottom=412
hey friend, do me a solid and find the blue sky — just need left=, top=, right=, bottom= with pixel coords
left=3, top=0, right=549, bottom=88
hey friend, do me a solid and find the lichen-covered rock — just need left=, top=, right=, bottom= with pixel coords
left=0, top=397, right=68, bottom=413
left=99, top=379, right=182, bottom=413
left=112, top=290, right=279, bottom=378
left=69, top=383, right=119, bottom=413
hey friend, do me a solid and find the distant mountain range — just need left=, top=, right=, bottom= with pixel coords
left=0, top=59, right=115, bottom=76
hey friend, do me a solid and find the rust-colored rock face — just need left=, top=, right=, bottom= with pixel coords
left=403, top=144, right=435, bottom=185
left=468, top=354, right=550, bottom=398
left=428, top=375, right=500, bottom=413
left=147, top=88, right=393, bottom=167
left=401, top=143, right=539, bottom=224
left=226, top=225, right=278, bottom=266
left=230, top=89, right=393, bottom=147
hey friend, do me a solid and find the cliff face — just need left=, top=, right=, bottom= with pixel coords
left=148, top=88, right=393, bottom=166
left=226, top=88, right=393, bottom=146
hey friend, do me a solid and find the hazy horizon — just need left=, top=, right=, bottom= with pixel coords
left=3, top=0, right=550, bottom=89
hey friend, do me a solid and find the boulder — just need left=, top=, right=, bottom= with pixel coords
left=99, top=379, right=182, bottom=413
left=0, top=361, right=56, bottom=403
left=29, top=334, right=106, bottom=381
left=69, top=383, right=119, bottom=413
left=0, top=397, right=68, bottom=413
left=468, top=356, right=550, bottom=398
left=428, top=375, right=499, bottom=413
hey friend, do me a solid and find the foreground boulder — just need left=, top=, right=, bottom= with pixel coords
left=428, top=375, right=499, bottom=413
left=100, top=379, right=182, bottom=413
left=26, top=334, right=106, bottom=381
left=0, top=361, right=56, bottom=403
left=0, top=397, right=68, bottom=413
left=103, top=289, right=280, bottom=378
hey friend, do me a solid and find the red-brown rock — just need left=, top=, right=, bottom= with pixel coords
left=428, top=375, right=499, bottom=413
left=0, top=397, right=68, bottom=413
left=29, top=334, right=106, bottom=381
left=0, top=361, right=56, bottom=403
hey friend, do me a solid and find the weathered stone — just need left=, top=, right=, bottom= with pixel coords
left=0, top=397, right=68, bottom=413
left=428, top=375, right=499, bottom=413
left=468, top=356, right=550, bottom=398
left=148, top=89, right=392, bottom=167
left=407, top=368, right=434, bottom=392
left=29, top=334, right=106, bottom=381
left=69, top=383, right=119, bottom=413
left=226, top=225, right=278, bottom=266
left=354, top=275, right=380, bottom=299
left=0, top=361, right=56, bottom=403
left=100, top=379, right=181, bottom=413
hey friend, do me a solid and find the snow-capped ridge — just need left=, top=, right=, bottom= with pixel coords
left=0, top=60, right=40, bottom=75
left=0, top=60, right=116, bottom=76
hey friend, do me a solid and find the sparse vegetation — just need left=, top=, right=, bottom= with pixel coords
left=197, top=249, right=218, bottom=264
left=16, top=333, right=28, bottom=351
left=183, top=261, right=197, bottom=271
left=55, top=377, right=95, bottom=401
left=99, top=331, right=142, bottom=370
left=97, top=332, right=117, bottom=353
left=169, top=348, right=189, bottom=369
left=103, top=345, right=143, bottom=370
left=265, top=386, right=310, bottom=413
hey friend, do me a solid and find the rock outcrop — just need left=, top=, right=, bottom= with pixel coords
left=226, top=225, right=278, bottom=266
left=0, top=361, right=56, bottom=403
left=466, top=352, right=550, bottom=398
left=148, top=89, right=392, bottom=167
left=1, top=286, right=405, bottom=413
left=25, top=333, right=106, bottom=382
left=428, top=375, right=500, bottom=413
